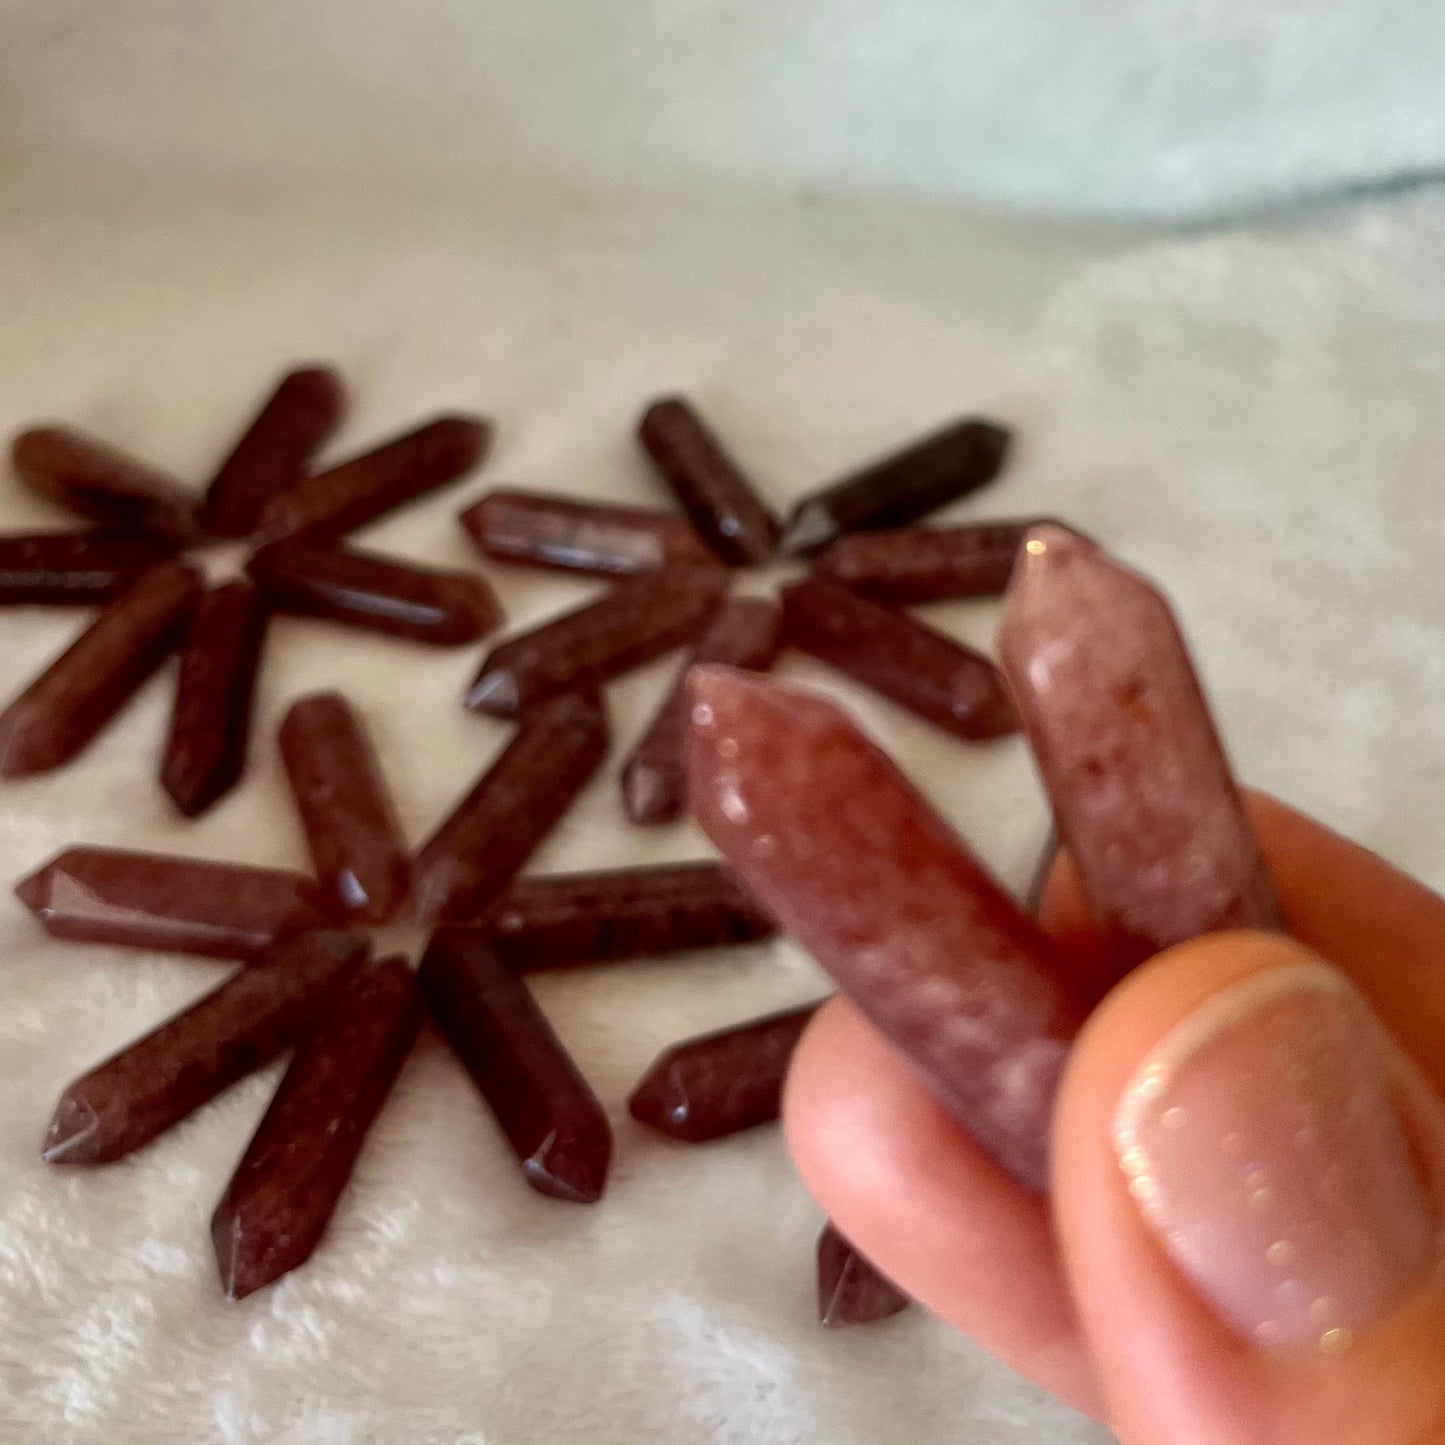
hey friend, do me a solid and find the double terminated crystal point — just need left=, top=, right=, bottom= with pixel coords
left=998, top=523, right=1281, bottom=970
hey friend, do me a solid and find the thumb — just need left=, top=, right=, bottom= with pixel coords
left=1053, top=932, right=1445, bottom=1445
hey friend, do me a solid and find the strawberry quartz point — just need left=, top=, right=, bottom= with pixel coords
left=628, top=1001, right=820, bottom=1142
left=998, top=523, right=1282, bottom=973
left=211, top=955, right=422, bottom=1298
left=687, top=666, right=1085, bottom=1192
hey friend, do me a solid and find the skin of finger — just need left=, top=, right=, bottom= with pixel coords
left=1054, top=931, right=1445, bottom=1445
left=783, top=997, right=1104, bottom=1418
left=1039, top=791, right=1445, bottom=1092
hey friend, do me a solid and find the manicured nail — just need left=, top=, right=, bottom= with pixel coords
left=1114, top=960, right=1439, bottom=1355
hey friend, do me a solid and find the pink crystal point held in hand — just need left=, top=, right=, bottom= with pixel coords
left=687, top=666, right=1085, bottom=1191
left=998, top=523, right=1282, bottom=969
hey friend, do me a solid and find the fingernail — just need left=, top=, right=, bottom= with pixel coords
left=1113, top=959, right=1439, bottom=1355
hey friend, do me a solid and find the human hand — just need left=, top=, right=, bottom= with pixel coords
left=785, top=792, right=1445, bottom=1444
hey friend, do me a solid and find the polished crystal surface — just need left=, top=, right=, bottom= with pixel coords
left=637, top=396, right=780, bottom=565
left=688, top=667, right=1084, bottom=1191
left=816, top=1223, right=910, bottom=1328
left=256, top=414, right=490, bottom=542
left=280, top=691, right=411, bottom=923
left=780, top=576, right=1018, bottom=741
left=412, top=691, right=608, bottom=924
left=998, top=523, right=1282, bottom=971
left=479, top=861, right=776, bottom=970
left=249, top=537, right=502, bottom=646
left=621, top=597, right=783, bottom=824
left=627, top=1001, right=820, bottom=1142
left=811, top=518, right=1039, bottom=604
left=211, top=955, right=422, bottom=1298
left=202, top=365, right=346, bottom=537
left=161, top=581, right=269, bottom=816
left=0, top=560, right=202, bottom=776
left=42, top=930, right=368, bottom=1164
left=465, top=565, right=727, bottom=718
left=15, top=846, right=334, bottom=960
left=0, top=531, right=177, bottom=605
left=11, top=425, right=209, bottom=545
left=779, top=417, right=1011, bottom=555
left=419, top=929, right=612, bottom=1203
left=460, top=487, right=713, bottom=578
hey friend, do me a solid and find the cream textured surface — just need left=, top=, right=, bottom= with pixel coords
left=5, top=9, right=1445, bottom=1444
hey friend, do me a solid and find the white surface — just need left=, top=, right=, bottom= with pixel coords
left=4, top=11, right=1445, bottom=1442
left=9, top=0, right=1445, bottom=218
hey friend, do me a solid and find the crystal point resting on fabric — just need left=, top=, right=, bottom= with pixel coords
left=15, top=846, right=334, bottom=960
left=480, top=861, right=777, bottom=971
left=465, top=565, right=727, bottom=718
left=779, top=417, right=1011, bottom=556
left=202, top=364, right=346, bottom=537
left=42, top=930, right=368, bottom=1164
left=419, top=929, right=612, bottom=1203
left=816, top=1223, right=910, bottom=1328
left=628, top=1001, right=820, bottom=1142
left=780, top=576, right=1018, bottom=741
left=811, top=518, right=1041, bottom=604
left=0, top=531, right=178, bottom=605
left=211, top=955, right=421, bottom=1299
left=0, top=560, right=202, bottom=776
left=160, top=580, right=269, bottom=817
left=413, top=691, right=608, bottom=925
left=636, top=396, right=781, bottom=565
left=11, top=425, right=209, bottom=545
left=687, top=667, right=1084, bottom=1192
left=279, top=691, right=412, bottom=923
left=998, top=523, right=1283, bottom=971
left=255, top=414, right=490, bottom=543
left=249, top=538, right=502, bottom=646
left=459, top=488, right=714, bottom=578
left=621, top=597, right=783, bottom=825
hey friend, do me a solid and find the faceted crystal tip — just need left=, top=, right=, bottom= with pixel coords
left=817, top=1227, right=910, bottom=1329
left=211, top=1205, right=281, bottom=1301
left=521, top=1125, right=612, bottom=1204
left=465, top=667, right=520, bottom=717
left=13, top=860, right=52, bottom=914
left=0, top=704, right=51, bottom=778
left=41, top=1089, right=102, bottom=1164
left=627, top=1058, right=692, bottom=1139
left=1007, top=520, right=1102, bottom=596
left=620, top=758, right=677, bottom=827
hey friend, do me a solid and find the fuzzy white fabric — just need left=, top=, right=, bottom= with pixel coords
left=5, top=9, right=1445, bottom=1444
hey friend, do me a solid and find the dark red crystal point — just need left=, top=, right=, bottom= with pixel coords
left=627, top=1001, right=820, bottom=1142
left=211, top=955, right=422, bottom=1298
left=465, top=565, right=727, bottom=718
left=161, top=580, right=269, bottom=817
left=419, top=929, right=612, bottom=1203
left=637, top=396, right=781, bottom=566
left=460, top=488, right=714, bottom=578
left=202, top=365, right=346, bottom=537
left=0, top=560, right=202, bottom=776
left=249, top=538, right=502, bottom=647
left=42, top=930, right=368, bottom=1164
left=412, top=691, right=608, bottom=925
left=780, top=576, right=1018, bottom=741
left=11, top=425, right=209, bottom=546
left=779, top=417, right=1011, bottom=556
left=479, top=861, right=777, bottom=970
left=16, top=846, right=333, bottom=960
left=256, top=414, right=491, bottom=543
left=279, top=691, right=412, bottom=923
left=0, top=532, right=178, bottom=606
